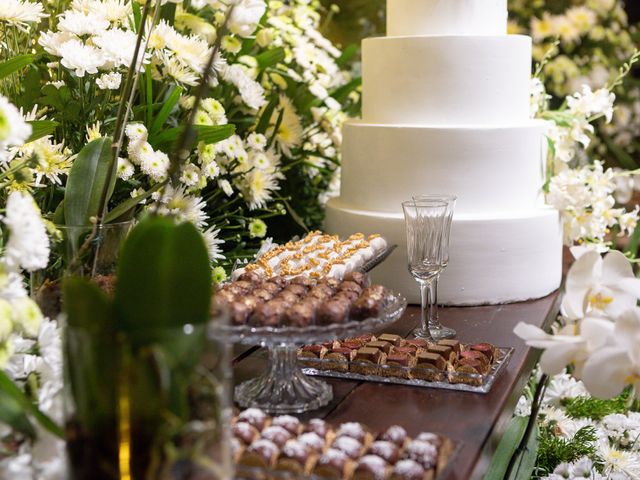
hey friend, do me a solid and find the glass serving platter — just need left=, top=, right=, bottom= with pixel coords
left=301, top=347, right=514, bottom=394
left=211, top=291, right=407, bottom=413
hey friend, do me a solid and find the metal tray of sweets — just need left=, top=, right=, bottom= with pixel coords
left=300, top=346, right=514, bottom=395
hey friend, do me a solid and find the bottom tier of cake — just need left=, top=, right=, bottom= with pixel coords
left=325, top=199, right=563, bottom=306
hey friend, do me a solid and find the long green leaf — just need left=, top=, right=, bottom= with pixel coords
left=104, top=182, right=165, bottom=223
left=0, top=370, right=64, bottom=438
left=604, top=134, right=639, bottom=170
left=114, top=217, right=211, bottom=331
left=336, top=44, right=358, bottom=68
left=256, top=95, right=278, bottom=134
left=484, top=416, right=528, bottom=480
left=511, top=425, right=539, bottom=480
left=26, top=120, right=59, bottom=143
left=0, top=54, right=35, bottom=78
left=330, top=77, right=362, bottom=103
left=0, top=372, right=36, bottom=438
left=152, top=124, right=235, bottom=150
left=63, top=278, right=117, bottom=433
left=150, top=85, right=183, bottom=135
left=64, top=137, right=115, bottom=226
left=256, top=48, right=285, bottom=70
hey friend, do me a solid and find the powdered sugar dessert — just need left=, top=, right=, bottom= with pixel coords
left=232, top=231, right=388, bottom=281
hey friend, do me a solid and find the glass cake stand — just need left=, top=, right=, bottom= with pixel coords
left=211, top=291, right=407, bottom=414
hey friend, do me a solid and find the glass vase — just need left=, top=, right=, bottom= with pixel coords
left=32, top=221, right=133, bottom=318
left=63, top=313, right=233, bottom=480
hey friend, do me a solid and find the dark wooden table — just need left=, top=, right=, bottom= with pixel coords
left=232, top=292, right=561, bottom=480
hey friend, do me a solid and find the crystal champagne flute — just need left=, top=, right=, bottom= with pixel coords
left=402, top=200, right=448, bottom=341
left=413, top=194, right=457, bottom=340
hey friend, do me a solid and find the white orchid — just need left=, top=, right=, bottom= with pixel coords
left=514, top=316, right=614, bottom=377
left=561, top=250, right=640, bottom=320
left=581, top=308, right=640, bottom=400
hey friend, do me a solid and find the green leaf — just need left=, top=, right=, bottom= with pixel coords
left=114, top=217, right=212, bottom=332
left=256, top=95, right=278, bottom=134
left=0, top=54, right=36, bottom=78
left=510, top=425, right=539, bottom=480
left=26, top=120, right=59, bottom=143
left=150, top=85, right=183, bottom=135
left=336, top=44, right=358, bottom=68
left=63, top=277, right=117, bottom=434
left=64, top=137, right=115, bottom=226
left=484, top=416, right=528, bottom=480
left=152, top=124, right=235, bottom=151
left=0, top=372, right=36, bottom=438
left=104, top=182, right=165, bottom=223
left=330, top=77, right=362, bottom=103
left=256, top=48, right=285, bottom=70
left=0, top=370, right=64, bottom=439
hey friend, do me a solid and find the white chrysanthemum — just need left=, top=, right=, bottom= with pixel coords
left=599, top=441, right=640, bottom=478
left=0, top=264, right=27, bottom=301
left=0, top=96, right=31, bottom=159
left=72, top=0, right=131, bottom=25
left=0, top=0, right=47, bottom=27
left=38, top=31, right=77, bottom=57
left=155, top=185, right=208, bottom=227
left=125, top=123, right=148, bottom=143
left=203, top=226, right=225, bottom=262
left=247, top=132, right=267, bottom=151
left=11, top=297, right=43, bottom=337
left=140, top=150, right=170, bottom=182
left=201, top=98, right=227, bottom=124
left=58, top=39, right=105, bottom=77
left=93, top=28, right=149, bottom=70
left=117, top=157, right=134, bottom=181
left=155, top=51, right=199, bottom=86
left=22, top=137, right=74, bottom=186
left=202, top=160, right=220, bottom=179
left=543, top=373, right=589, bottom=406
left=270, top=95, right=302, bottom=156
left=2, top=192, right=50, bottom=272
left=222, top=64, right=266, bottom=110
left=241, top=168, right=280, bottom=210
left=57, top=10, right=109, bottom=36
left=229, top=0, right=266, bottom=37
left=96, top=71, right=122, bottom=90
left=179, top=163, right=200, bottom=188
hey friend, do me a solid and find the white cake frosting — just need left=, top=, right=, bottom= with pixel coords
left=363, top=36, right=532, bottom=125
left=324, top=0, right=563, bottom=305
left=325, top=202, right=563, bottom=305
left=387, top=0, right=508, bottom=36
left=339, top=122, right=548, bottom=214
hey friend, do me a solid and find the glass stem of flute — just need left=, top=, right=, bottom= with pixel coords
left=419, top=279, right=435, bottom=341
left=429, top=276, right=440, bottom=328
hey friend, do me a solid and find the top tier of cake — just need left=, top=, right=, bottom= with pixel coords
left=387, top=0, right=508, bottom=36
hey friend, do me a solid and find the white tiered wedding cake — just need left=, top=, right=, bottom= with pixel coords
left=325, top=0, right=563, bottom=305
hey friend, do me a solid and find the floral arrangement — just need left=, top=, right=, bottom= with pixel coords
left=509, top=0, right=640, bottom=177
left=0, top=186, right=64, bottom=477
left=0, top=0, right=359, bottom=274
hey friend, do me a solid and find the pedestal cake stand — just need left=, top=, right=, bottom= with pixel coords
left=212, top=291, right=407, bottom=414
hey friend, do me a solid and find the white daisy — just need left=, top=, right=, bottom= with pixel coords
left=93, top=28, right=149, bottom=70
left=242, top=168, right=280, bottom=210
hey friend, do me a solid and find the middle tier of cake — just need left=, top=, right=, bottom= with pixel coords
left=339, top=121, right=548, bottom=215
